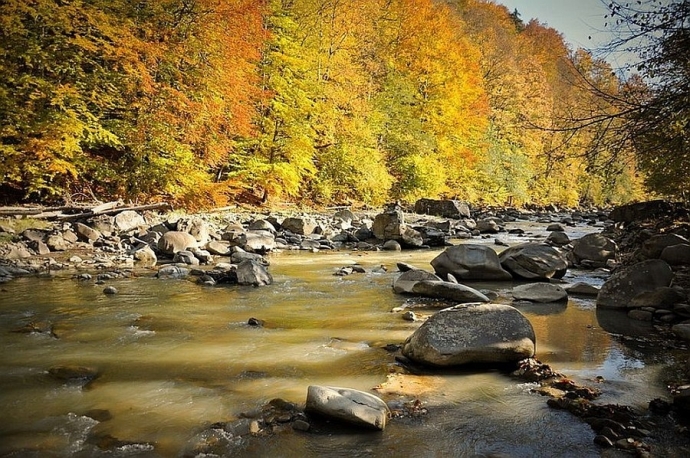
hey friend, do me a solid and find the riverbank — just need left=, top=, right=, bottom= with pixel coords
left=1, top=199, right=689, bottom=456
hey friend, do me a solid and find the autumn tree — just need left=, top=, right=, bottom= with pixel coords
left=604, top=0, right=689, bottom=199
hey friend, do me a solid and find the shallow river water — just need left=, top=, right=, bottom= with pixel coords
left=0, top=221, right=681, bottom=457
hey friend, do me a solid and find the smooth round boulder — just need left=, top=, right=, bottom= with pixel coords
left=431, top=244, right=512, bottom=281
left=512, top=283, right=568, bottom=303
left=498, top=243, right=568, bottom=280
left=596, top=259, right=674, bottom=309
left=133, top=245, right=157, bottom=266
left=401, top=303, right=536, bottom=366
left=305, top=386, right=390, bottom=430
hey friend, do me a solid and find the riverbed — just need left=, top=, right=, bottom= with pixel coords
left=0, top=222, right=681, bottom=457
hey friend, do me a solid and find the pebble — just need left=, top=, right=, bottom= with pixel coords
left=103, top=286, right=118, bottom=295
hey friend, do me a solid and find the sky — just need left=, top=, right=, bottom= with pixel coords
left=495, top=0, right=612, bottom=50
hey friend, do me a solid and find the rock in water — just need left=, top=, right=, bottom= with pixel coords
left=305, top=385, right=390, bottom=430
left=512, top=283, right=567, bottom=303
left=402, top=303, right=535, bottom=367
left=431, top=244, right=512, bottom=280
left=499, top=243, right=568, bottom=280
left=236, top=260, right=273, bottom=286
left=571, top=234, right=617, bottom=267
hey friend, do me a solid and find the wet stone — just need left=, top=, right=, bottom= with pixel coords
left=594, top=435, right=614, bottom=447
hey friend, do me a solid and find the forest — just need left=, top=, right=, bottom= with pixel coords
left=0, top=0, right=687, bottom=208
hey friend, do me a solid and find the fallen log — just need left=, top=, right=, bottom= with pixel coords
left=55, top=202, right=172, bottom=221
left=0, top=207, right=43, bottom=216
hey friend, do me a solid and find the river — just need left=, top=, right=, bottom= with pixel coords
left=0, top=221, right=680, bottom=457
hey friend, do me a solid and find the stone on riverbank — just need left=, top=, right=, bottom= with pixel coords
left=596, top=259, right=674, bottom=309
left=401, top=303, right=535, bottom=366
left=305, top=385, right=390, bottom=430
left=158, top=231, right=198, bottom=256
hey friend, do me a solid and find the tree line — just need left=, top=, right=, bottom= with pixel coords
left=1, top=0, right=684, bottom=208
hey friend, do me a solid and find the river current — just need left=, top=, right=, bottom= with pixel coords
left=0, top=221, right=679, bottom=457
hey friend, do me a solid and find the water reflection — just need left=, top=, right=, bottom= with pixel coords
left=0, top=247, right=679, bottom=457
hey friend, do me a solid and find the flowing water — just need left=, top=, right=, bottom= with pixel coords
left=0, top=222, right=680, bottom=457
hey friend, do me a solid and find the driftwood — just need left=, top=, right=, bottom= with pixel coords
left=0, top=207, right=43, bottom=216
left=56, top=202, right=172, bottom=221
left=0, top=201, right=171, bottom=221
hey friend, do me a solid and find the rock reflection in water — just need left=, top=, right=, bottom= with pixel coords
left=0, top=248, right=678, bottom=457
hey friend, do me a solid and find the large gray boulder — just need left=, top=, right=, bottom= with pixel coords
left=158, top=231, right=198, bottom=256
left=372, top=210, right=404, bottom=241
left=431, top=244, right=512, bottom=281
left=512, top=283, right=568, bottom=303
left=499, top=243, right=567, bottom=280
left=402, top=303, right=535, bottom=366
left=571, top=234, right=617, bottom=266
left=305, top=386, right=390, bottom=430
left=236, top=260, right=273, bottom=286
left=414, top=199, right=470, bottom=219
left=596, top=259, right=674, bottom=309
left=372, top=210, right=423, bottom=247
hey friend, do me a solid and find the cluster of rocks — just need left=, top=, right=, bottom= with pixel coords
left=595, top=201, right=690, bottom=337
left=0, top=198, right=610, bottom=284
left=4, top=198, right=689, bottom=453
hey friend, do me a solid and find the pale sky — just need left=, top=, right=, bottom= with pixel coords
left=495, top=0, right=611, bottom=50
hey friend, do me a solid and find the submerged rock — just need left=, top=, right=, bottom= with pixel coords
left=512, top=283, right=568, bottom=303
